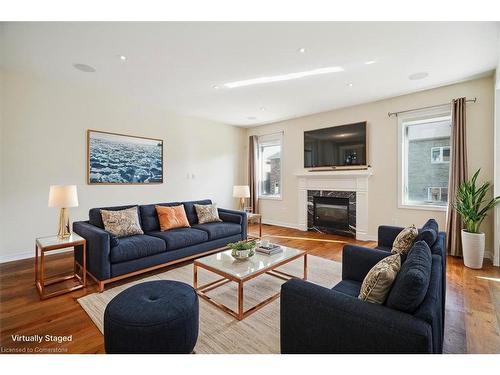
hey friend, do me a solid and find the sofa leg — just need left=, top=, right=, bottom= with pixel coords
left=98, top=282, right=105, bottom=293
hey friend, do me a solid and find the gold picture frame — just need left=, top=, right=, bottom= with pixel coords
left=87, top=129, right=164, bottom=185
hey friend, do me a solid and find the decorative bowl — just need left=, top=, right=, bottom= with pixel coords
left=231, top=248, right=256, bottom=260
left=228, top=240, right=257, bottom=261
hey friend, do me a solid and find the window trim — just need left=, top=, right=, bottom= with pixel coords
left=397, top=106, right=451, bottom=212
left=257, top=131, right=283, bottom=201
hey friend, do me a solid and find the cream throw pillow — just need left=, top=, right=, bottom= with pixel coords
left=358, top=254, right=401, bottom=304
left=194, top=203, right=222, bottom=224
left=391, top=225, right=418, bottom=255
left=100, top=207, right=144, bottom=238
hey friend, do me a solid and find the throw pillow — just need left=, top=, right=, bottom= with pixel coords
left=386, top=240, right=432, bottom=313
left=156, top=205, right=191, bottom=231
left=415, top=219, right=438, bottom=249
left=194, top=203, right=222, bottom=224
left=358, top=254, right=401, bottom=304
left=100, top=207, right=144, bottom=238
left=391, top=225, right=418, bottom=255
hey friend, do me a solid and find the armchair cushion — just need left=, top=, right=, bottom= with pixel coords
left=332, top=280, right=362, bottom=297
left=342, top=245, right=392, bottom=283
left=386, top=241, right=432, bottom=314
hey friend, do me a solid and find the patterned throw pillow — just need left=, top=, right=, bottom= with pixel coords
left=358, top=254, right=401, bottom=304
left=156, top=205, right=191, bottom=231
left=391, top=225, right=418, bottom=255
left=194, top=203, right=222, bottom=224
left=100, top=207, right=144, bottom=238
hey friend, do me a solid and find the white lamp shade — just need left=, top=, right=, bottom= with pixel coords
left=233, top=185, right=250, bottom=198
left=48, top=185, right=79, bottom=208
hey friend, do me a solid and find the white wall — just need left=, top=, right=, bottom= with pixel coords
left=247, top=76, right=496, bottom=256
left=0, top=69, right=246, bottom=262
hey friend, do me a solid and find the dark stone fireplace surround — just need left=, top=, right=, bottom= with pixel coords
left=307, top=190, right=356, bottom=237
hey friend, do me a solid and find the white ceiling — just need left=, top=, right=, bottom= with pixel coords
left=1, top=22, right=498, bottom=127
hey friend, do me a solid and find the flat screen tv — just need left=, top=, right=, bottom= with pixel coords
left=304, top=122, right=367, bottom=168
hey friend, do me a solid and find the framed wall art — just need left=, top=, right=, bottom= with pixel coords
left=87, top=130, right=163, bottom=184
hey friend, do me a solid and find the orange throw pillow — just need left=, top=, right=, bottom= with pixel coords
left=156, top=205, right=190, bottom=231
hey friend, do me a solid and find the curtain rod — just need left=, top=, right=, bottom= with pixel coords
left=388, top=97, right=477, bottom=117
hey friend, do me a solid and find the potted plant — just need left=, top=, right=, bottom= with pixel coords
left=227, top=240, right=257, bottom=260
left=454, top=169, right=500, bottom=269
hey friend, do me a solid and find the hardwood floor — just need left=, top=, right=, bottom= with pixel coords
left=1, top=223, right=499, bottom=354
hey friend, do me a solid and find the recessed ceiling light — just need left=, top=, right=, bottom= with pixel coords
left=119, top=55, right=127, bottom=61
left=409, top=72, right=429, bottom=80
left=260, top=107, right=266, bottom=111
left=223, top=66, right=344, bottom=89
left=247, top=116, right=256, bottom=120
left=365, top=60, right=376, bottom=65
left=212, top=85, right=220, bottom=90
left=347, top=83, right=353, bottom=87
left=73, top=63, right=96, bottom=73
left=298, top=47, right=306, bottom=53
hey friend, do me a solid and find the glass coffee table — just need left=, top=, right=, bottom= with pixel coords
left=193, top=246, right=307, bottom=320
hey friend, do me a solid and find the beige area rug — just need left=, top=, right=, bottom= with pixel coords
left=78, top=255, right=341, bottom=354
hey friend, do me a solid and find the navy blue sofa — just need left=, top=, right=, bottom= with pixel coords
left=73, top=199, right=247, bottom=291
left=280, top=221, right=446, bottom=354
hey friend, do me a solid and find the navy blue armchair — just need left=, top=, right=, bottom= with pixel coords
left=281, top=220, right=446, bottom=354
left=281, top=245, right=443, bottom=353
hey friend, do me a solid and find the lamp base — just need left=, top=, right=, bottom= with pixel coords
left=238, top=197, right=246, bottom=211
left=57, top=207, right=71, bottom=239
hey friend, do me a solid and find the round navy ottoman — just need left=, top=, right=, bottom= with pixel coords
left=104, top=280, right=199, bottom=354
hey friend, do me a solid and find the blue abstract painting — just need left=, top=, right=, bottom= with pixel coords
left=87, top=130, right=163, bottom=184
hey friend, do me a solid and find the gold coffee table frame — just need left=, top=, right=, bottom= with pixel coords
left=193, top=250, right=307, bottom=321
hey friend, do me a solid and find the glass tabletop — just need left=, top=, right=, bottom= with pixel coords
left=195, top=246, right=305, bottom=280
left=36, top=233, right=85, bottom=248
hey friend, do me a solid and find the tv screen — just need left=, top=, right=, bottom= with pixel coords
left=304, top=122, right=367, bottom=168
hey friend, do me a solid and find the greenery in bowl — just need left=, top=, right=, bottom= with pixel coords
left=228, top=240, right=257, bottom=259
left=454, top=169, right=500, bottom=233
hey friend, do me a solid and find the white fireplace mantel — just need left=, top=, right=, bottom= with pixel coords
left=295, top=168, right=374, bottom=241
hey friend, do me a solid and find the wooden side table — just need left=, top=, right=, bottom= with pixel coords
left=247, top=213, right=262, bottom=239
left=35, top=233, right=86, bottom=300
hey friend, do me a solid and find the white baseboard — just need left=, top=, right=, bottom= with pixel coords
left=261, top=219, right=302, bottom=230
left=356, top=233, right=378, bottom=242
left=0, top=248, right=73, bottom=264
left=260, top=220, right=378, bottom=242
left=0, top=251, right=34, bottom=263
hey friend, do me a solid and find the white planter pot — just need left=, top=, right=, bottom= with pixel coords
left=461, top=229, right=485, bottom=269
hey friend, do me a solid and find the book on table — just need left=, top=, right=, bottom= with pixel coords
left=256, top=244, right=283, bottom=255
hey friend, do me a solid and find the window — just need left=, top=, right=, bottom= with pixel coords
left=398, top=108, right=451, bottom=209
left=430, top=146, right=450, bottom=164
left=257, top=132, right=283, bottom=199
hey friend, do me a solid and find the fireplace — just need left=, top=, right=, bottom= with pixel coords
left=313, top=196, right=349, bottom=230
left=307, top=190, right=356, bottom=237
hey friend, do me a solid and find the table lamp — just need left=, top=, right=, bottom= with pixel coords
left=48, top=185, right=79, bottom=239
left=233, top=185, right=250, bottom=211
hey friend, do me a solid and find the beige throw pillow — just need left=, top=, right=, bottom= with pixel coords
left=359, top=254, right=401, bottom=304
left=391, top=225, right=419, bottom=255
left=194, top=203, right=222, bottom=224
left=100, top=207, right=144, bottom=238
